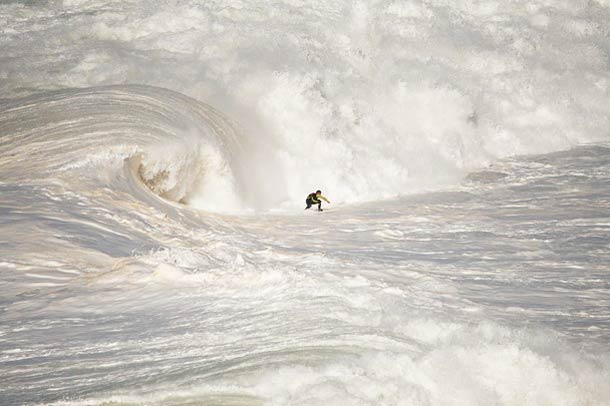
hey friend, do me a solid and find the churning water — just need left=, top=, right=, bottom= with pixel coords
left=1, top=1, right=610, bottom=405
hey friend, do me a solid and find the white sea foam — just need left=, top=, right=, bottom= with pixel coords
left=2, top=0, right=610, bottom=210
left=1, top=1, right=610, bottom=406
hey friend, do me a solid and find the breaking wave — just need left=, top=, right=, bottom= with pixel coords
left=0, top=85, right=248, bottom=212
left=2, top=1, right=610, bottom=212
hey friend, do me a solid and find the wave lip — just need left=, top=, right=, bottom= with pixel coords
left=2, top=1, right=610, bottom=208
left=0, top=85, right=247, bottom=213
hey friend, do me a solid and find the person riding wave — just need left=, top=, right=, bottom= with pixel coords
left=305, top=190, right=330, bottom=211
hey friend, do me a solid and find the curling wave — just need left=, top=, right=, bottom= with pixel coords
left=3, top=1, right=610, bottom=212
left=0, top=85, right=246, bottom=213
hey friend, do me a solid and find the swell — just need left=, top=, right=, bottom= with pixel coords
left=0, top=85, right=245, bottom=212
left=3, top=1, right=610, bottom=212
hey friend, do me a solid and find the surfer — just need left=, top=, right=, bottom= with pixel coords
left=305, top=190, right=330, bottom=211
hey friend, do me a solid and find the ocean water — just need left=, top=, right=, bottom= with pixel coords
left=1, top=1, right=610, bottom=405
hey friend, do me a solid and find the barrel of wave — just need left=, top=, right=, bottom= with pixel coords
left=0, top=85, right=247, bottom=213
left=134, top=133, right=244, bottom=213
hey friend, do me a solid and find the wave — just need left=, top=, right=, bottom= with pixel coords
left=2, top=3, right=610, bottom=404
left=2, top=1, right=610, bottom=212
left=0, top=85, right=248, bottom=212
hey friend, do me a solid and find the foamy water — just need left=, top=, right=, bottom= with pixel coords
left=1, top=1, right=610, bottom=405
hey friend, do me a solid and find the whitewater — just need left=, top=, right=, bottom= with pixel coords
left=1, top=1, right=610, bottom=405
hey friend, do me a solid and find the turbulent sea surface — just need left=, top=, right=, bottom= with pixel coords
left=1, top=1, right=610, bottom=405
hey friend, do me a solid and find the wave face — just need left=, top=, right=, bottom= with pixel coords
left=1, top=1, right=610, bottom=406
left=0, top=85, right=247, bottom=212
left=2, top=0, right=610, bottom=208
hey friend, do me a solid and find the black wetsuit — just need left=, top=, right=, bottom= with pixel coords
left=305, top=192, right=322, bottom=210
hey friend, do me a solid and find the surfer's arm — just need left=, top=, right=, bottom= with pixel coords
left=319, top=195, right=330, bottom=203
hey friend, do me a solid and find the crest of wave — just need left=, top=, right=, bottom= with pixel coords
left=1, top=0, right=610, bottom=209
left=0, top=85, right=248, bottom=213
